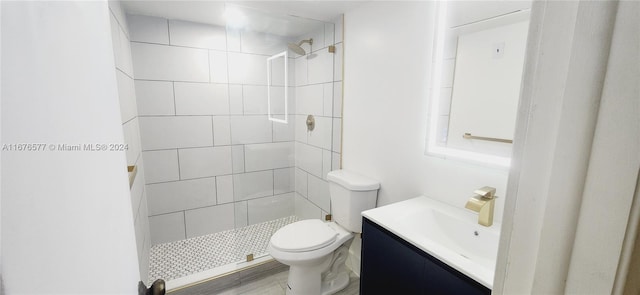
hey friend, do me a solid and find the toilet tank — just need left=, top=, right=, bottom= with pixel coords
left=327, top=170, right=380, bottom=233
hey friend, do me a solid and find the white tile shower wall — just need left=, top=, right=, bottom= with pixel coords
left=131, top=42, right=209, bottom=82
left=247, top=193, right=295, bottom=225
left=293, top=18, right=341, bottom=223
left=135, top=80, right=175, bottom=116
left=108, top=1, right=150, bottom=282
left=128, top=14, right=296, bottom=245
left=146, top=177, right=216, bottom=215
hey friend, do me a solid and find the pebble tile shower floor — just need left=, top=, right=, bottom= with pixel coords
left=148, top=216, right=298, bottom=283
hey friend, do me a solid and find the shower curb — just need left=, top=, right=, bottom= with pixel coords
left=168, top=259, right=288, bottom=294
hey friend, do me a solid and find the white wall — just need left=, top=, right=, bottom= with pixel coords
left=342, top=0, right=509, bottom=277
left=1, top=1, right=140, bottom=293
left=343, top=2, right=508, bottom=217
left=108, top=0, right=151, bottom=282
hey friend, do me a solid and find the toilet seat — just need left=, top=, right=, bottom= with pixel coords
left=271, top=220, right=338, bottom=252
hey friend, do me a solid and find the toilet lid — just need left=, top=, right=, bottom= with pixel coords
left=270, top=220, right=338, bottom=252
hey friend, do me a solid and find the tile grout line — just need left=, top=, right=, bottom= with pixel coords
left=166, top=19, right=171, bottom=45
left=172, top=82, right=177, bottom=115
left=182, top=210, right=187, bottom=240
left=175, top=148, right=182, bottom=180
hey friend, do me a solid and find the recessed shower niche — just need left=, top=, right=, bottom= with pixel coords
left=118, top=2, right=344, bottom=289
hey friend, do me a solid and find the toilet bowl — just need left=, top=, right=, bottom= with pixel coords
left=268, top=170, right=380, bottom=295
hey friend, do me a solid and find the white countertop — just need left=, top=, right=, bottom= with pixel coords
left=362, top=196, right=501, bottom=289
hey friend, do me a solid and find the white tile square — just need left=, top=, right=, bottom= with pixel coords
left=295, top=168, right=308, bottom=197
left=209, top=50, right=229, bottom=83
left=178, top=146, right=232, bottom=179
left=216, top=175, right=234, bottom=204
left=334, top=43, right=343, bottom=81
left=274, top=168, right=294, bottom=195
left=213, top=116, right=231, bottom=146
left=146, top=177, right=216, bottom=215
left=273, top=115, right=295, bottom=142
left=268, top=86, right=286, bottom=117
left=295, top=115, right=308, bottom=143
left=169, top=20, right=226, bottom=50
left=228, top=52, right=268, bottom=85
left=135, top=80, right=175, bottom=116
left=322, top=149, right=332, bottom=180
left=142, top=150, right=179, bottom=183
left=233, top=170, right=274, bottom=201
left=322, top=83, right=333, bottom=117
left=185, top=203, right=235, bottom=238
left=244, top=142, right=294, bottom=172
left=295, top=56, right=308, bottom=86
left=307, top=175, right=330, bottom=212
left=139, top=116, right=213, bottom=150
left=307, top=116, right=332, bottom=150
left=149, top=212, right=185, bottom=245
left=115, top=71, right=137, bottom=123
left=122, top=119, right=141, bottom=166
left=128, top=15, right=169, bottom=44
left=296, top=84, right=323, bottom=116
left=232, top=145, right=245, bottom=173
left=294, top=193, right=322, bottom=221
left=307, top=49, right=333, bottom=84
left=110, top=16, right=133, bottom=76
left=228, top=85, right=244, bottom=115
left=110, top=4, right=129, bottom=37
left=130, top=161, right=145, bottom=217
left=332, top=118, right=342, bottom=152
left=174, top=82, right=229, bottom=115
left=333, top=81, right=342, bottom=118
left=118, top=27, right=135, bottom=77
left=311, top=116, right=333, bottom=148
left=241, top=31, right=288, bottom=56
left=230, top=116, right=272, bottom=144
left=242, top=85, right=268, bottom=114
left=247, top=193, right=294, bottom=225
left=131, top=42, right=209, bottom=82
left=110, top=14, right=123, bottom=70
left=295, top=142, right=323, bottom=178
left=234, top=201, right=248, bottom=228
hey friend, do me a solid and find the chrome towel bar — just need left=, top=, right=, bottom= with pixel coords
left=463, top=133, right=513, bottom=144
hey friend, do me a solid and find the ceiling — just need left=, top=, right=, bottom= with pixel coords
left=121, top=1, right=364, bottom=37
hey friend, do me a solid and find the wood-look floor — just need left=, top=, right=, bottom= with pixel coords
left=218, top=270, right=360, bottom=295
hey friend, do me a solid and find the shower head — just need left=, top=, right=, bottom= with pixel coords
left=287, top=38, right=313, bottom=55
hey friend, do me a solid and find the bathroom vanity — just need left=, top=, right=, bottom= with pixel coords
left=359, top=196, right=499, bottom=295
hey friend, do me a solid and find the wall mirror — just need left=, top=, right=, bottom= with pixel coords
left=426, top=1, right=532, bottom=167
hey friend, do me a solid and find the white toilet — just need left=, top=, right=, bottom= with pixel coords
left=268, top=170, right=380, bottom=295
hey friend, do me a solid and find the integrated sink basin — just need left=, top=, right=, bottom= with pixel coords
left=361, top=196, right=501, bottom=288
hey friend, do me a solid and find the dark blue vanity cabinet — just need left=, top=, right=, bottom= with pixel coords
left=360, top=218, right=490, bottom=295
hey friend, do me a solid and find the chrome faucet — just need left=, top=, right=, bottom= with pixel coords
left=465, top=186, right=497, bottom=227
